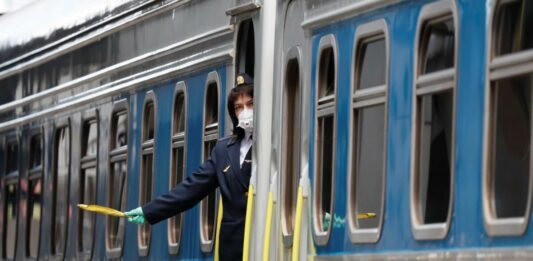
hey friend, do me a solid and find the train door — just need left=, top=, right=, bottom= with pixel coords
left=268, top=0, right=307, bottom=260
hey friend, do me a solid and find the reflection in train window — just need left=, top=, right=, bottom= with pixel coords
left=281, top=56, right=301, bottom=246
left=3, top=139, right=19, bottom=260
left=106, top=104, right=128, bottom=258
left=350, top=25, right=388, bottom=244
left=313, top=36, right=337, bottom=245
left=485, top=0, right=533, bottom=236
left=3, top=182, right=17, bottom=260
left=79, top=117, right=98, bottom=258
left=139, top=93, right=156, bottom=256
left=490, top=76, right=531, bottom=218
left=412, top=8, right=456, bottom=240
left=493, top=0, right=533, bottom=56
left=200, top=77, right=219, bottom=252
left=5, top=140, right=18, bottom=175
left=420, top=18, right=455, bottom=74
left=169, top=87, right=187, bottom=254
left=52, top=126, right=70, bottom=256
left=27, top=133, right=43, bottom=258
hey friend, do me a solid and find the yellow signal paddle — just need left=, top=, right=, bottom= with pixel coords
left=78, top=204, right=125, bottom=217
left=357, top=212, right=377, bottom=219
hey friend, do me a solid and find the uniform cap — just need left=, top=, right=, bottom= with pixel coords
left=235, top=73, right=253, bottom=87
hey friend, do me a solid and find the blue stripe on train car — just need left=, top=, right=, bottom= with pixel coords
left=309, top=0, right=533, bottom=257
left=122, top=66, right=226, bottom=261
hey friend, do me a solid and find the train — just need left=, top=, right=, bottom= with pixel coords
left=1, top=0, right=533, bottom=259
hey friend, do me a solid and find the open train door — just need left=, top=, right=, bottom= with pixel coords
left=263, top=0, right=308, bottom=260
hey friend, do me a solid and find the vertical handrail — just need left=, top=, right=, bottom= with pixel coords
left=262, top=191, right=275, bottom=260
left=214, top=198, right=224, bottom=261
left=243, top=184, right=255, bottom=261
left=291, top=186, right=304, bottom=261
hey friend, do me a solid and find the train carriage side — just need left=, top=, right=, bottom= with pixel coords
left=0, top=0, right=268, bottom=260
left=292, top=0, right=533, bottom=259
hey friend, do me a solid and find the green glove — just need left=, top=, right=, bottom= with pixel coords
left=323, top=212, right=331, bottom=231
left=124, top=207, right=145, bottom=225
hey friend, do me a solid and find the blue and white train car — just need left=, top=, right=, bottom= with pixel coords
left=1, top=0, right=532, bottom=260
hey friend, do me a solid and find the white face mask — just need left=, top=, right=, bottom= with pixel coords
left=237, top=108, right=253, bottom=134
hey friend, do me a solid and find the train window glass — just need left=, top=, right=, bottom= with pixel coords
left=490, top=75, right=531, bottom=218
left=353, top=105, right=386, bottom=224
left=494, top=0, right=533, bottom=56
left=412, top=1, right=456, bottom=240
left=139, top=92, right=156, bottom=256
left=205, top=83, right=218, bottom=126
left=174, top=91, right=186, bottom=134
left=5, top=141, right=18, bottom=174
left=415, top=90, right=453, bottom=223
left=52, top=126, right=70, bottom=256
left=27, top=133, right=43, bottom=258
left=357, top=38, right=386, bottom=90
left=200, top=74, right=219, bottom=253
left=29, top=134, right=42, bottom=171
left=281, top=56, right=301, bottom=246
left=79, top=117, right=98, bottom=258
left=318, top=47, right=335, bottom=98
left=169, top=86, right=186, bottom=254
left=420, top=17, right=455, bottom=74
left=3, top=182, right=17, bottom=259
left=27, top=178, right=42, bottom=258
left=313, top=35, right=337, bottom=246
left=143, top=102, right=155, bottom=141
left=349, top=21, right=389, bottom=244
left=201, top=140, right=217, bottom=247
left=236, top=19, right=255, bottom=78
left=485, top=0, right=533, bottom=236
left=106, top=105, right=128, bottom=258
left=315, top=114, right=334, bottom=225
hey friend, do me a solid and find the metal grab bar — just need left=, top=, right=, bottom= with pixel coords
left=243, top=184, right=255, bottom=261
left=214, top=198, right=224, bottom=261
left=291, top=186, right=304, bottom=261
left=262, top=191, right=274, bottom=261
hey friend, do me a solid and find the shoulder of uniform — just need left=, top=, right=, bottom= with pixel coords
left=217, top=135, right=234, bottom=142
left=216, top=135, right=236, bottom=145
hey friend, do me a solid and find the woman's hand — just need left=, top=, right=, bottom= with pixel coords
left=124, top=207, right=146, bottom=225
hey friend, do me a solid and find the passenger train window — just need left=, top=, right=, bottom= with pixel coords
left=236, top=19, right=255, bottom=78
left=169, top=83, right=187, bottom=254
left=200, top=74, right=220, bottom=253
left=27, top=133, right=43, bottom=259
left=139, top=92, right=156, bottom=256
left=3, top=139, right=18, bottom=260
left=349, top=20, right=388, bottom=244
left=78, top=114, right=98, bottom=259
left=281, top=54, right=301, bottom=246
left=484, top=0, right=533, bottom=236
left=313, top=35, right=337, bottom=245
left=411, top=0, right=456, bottom=240
left=106, top=101, right=128, bottom=258
left=493, top=0, right=533, bottom=56
left=52, top=124, right=70, bottom=257
left=490, top=76, right=530, bottom=218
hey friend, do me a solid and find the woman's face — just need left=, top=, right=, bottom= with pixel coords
left=234, top=94, right=253, bottom=118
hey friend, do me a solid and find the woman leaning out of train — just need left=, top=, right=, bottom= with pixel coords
left=125, top=74, right=254, bottom=261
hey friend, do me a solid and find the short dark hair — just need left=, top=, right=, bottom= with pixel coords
left=227, top=82, right=253, bottom=139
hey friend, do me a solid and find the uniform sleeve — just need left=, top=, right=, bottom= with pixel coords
left=142, top=144, right=219, bottom=225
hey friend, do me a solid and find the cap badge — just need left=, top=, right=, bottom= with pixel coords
left=236, top=75, right=245, bottom=85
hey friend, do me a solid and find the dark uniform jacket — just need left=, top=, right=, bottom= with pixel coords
left=142, top=135, right=251, bottom=261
